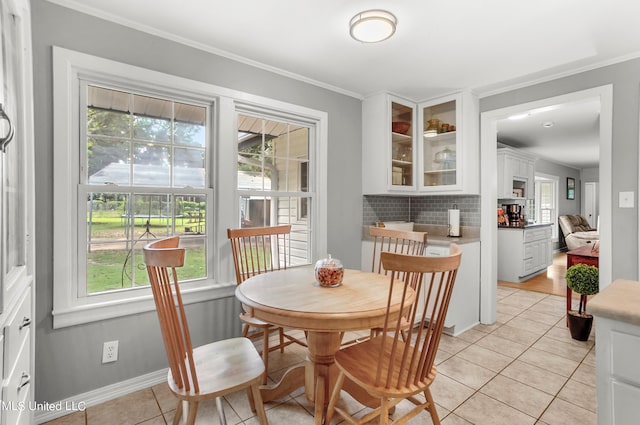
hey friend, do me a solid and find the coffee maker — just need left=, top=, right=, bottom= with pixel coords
left=502, top=204, right=522, bottom=226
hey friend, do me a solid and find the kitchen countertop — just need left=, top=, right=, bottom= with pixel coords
left=589, top=279, right=640, bottom=326
left=498, top=223, right=553, bottom=230
left=362, top=224, right=480, bottom=244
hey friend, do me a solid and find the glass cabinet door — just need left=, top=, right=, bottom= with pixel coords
left=421, top=97, right=458, bottom=188
left=390, top=100, right=414, bottom=188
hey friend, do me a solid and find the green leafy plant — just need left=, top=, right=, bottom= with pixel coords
left=565, top=263, right=599, bottom=315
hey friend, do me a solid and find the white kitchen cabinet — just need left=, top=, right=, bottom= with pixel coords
left=362, top=93, right=416, bottom=194
left=0, top=0, right=35, bottom=423
left=498, top=225, right=552, bottom=282
left=497, top=147, right=535, bottom=199
left=362, top=91, right=479, bottom=195
left=418, top=92, right=479, bottom=194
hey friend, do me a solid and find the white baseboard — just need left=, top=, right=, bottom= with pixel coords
left=34, top=368, right=168, bottom=424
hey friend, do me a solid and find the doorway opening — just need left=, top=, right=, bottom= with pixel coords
left=479, top=85, right=613, bottom=324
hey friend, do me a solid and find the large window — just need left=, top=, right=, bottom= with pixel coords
left=236, top=113, right=312, bottom=266
left=52, top=47, right=327, bottom=328
left=82, top=85, right=210, bottom=295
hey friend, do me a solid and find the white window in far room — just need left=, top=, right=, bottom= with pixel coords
left=535, top=174, right=559, bottom=240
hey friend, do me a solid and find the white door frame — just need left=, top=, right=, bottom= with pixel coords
left=479, top=85, right=613, bottom=324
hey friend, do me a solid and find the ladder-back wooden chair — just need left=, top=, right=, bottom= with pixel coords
left=326, top=246, right=462, bottom=425
left=144, top=237, right=268, bottom=425
left=368, top=226, right=428, bottom=339
left=227, top=225, right=306, bottom=383
left=369, top=226, right=428, bottom=275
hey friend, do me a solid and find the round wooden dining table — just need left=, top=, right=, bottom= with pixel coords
left=235, top=266, right=414, bottom=425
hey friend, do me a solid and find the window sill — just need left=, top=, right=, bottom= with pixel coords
left=52, top=280, right=236, bottom=329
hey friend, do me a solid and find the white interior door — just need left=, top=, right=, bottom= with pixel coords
left=584, top=182, right=598, bottom=228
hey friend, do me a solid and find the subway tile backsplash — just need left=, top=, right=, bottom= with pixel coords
left=363, top=195, right=481, bottom=227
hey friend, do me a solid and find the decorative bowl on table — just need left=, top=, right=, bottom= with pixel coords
left=314, top=254, right=344, bottom=287
left=392, top=121, right=411, bottom=134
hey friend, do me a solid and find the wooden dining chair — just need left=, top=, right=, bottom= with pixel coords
left=227, top=225, right=307, bottom=383
left=367, top=226, right=428, bottom=339
left=369, top=226, right=428, bottom=275
left=326, top=246, right=462, bottom=425
left=144, top=237, right=269, bottom=425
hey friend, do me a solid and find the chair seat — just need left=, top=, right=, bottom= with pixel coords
left=168, top=337, right=265, bottom=399
left=335, top=336, right=436, bottom=398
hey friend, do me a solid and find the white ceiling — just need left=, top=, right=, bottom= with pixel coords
left=497, top=99, right=601, bottom=169
left=49, top=0, right=640, bottom=169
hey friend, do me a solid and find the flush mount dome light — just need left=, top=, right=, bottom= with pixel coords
left=350, top=10, right=397, bottom=43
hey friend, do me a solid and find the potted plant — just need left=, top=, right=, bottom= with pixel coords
left=565, top=263, right=599, bottom=341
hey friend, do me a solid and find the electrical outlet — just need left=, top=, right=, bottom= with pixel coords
left=102, top=340, right=119, bottom=363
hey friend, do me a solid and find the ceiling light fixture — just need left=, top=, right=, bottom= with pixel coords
left=350, top=10, right=397, bottom=43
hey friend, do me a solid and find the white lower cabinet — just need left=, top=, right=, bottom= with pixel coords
left=498, top=225, right=552, bottom=282
left=595, top=317, right=640, bottom=425
left=1, top=287, right=32, bottom=425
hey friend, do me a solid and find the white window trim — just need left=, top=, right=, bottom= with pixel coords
left=52, top=47, right=328, bottom=328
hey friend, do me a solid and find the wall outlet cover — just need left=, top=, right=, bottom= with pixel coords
left=102, top=340, right=119, bottom=363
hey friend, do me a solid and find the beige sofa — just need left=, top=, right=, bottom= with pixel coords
left=559, top=214, right=599, bottom=250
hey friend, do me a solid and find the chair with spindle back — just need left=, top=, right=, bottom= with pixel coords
left=368, top=226, right=428, bottom=339
left=144, top=236, right=268, bottom=425
left=326, top=245, right=462, bottom=425
left=227, top=225, right=307, bottom=383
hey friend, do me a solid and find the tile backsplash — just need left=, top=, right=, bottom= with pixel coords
left=363, top=195, right=481, bottom=227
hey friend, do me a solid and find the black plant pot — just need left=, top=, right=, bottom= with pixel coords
left=567, top=311, right=593, bottom=341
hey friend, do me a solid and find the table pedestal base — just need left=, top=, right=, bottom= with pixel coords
left=259, top=331, right=379, bottom=425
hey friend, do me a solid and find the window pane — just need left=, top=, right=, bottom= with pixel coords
left=87, top=86, right=131, bottom=137
left=87, top=138, right=131, bottom=184
left=132, top=143, right=170, bottom=186
left=86, top=192, right=208, bottom=294
left=237, top=115, right=309, bottom=192
left=133, top=94, right=171, bottom=142
left=177, top=236, right=206, bottom=282
left=86, top=192, right=131, bottom=293
left=175, top=195, right=207, bottom=236
left=174, top=147, right=205, bottom=188
left=175, top=102, right=206, bottom=147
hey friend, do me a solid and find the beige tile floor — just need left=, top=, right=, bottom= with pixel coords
left=43, top=286, right=596, bottom=425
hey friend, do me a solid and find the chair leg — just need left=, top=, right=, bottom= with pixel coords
left=424, top=387, right=441, bottom=425
left=379, top=398, right=390, bottom=425
left=325, top=371, right=345, bottom=425
left=215, top=397, right=227, bottom=425
left=250, top=382, right=269, bottom=425
left=242, top=323, right=250, bottom=337
left=246, top=387, right=256, bottom=413
left=262, top=327, right=270, bottom=384
left=172, top=400, right=184, bottom=425
left=185, top=400, right=199, bottom=425
left=279, top=327, right=285, bottom=353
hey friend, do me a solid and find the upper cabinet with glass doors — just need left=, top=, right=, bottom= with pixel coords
left=362, top=91, right=479, bottom=195
left=418, top=92, right=479, bottom=194
left=363, top=93, right=416, bottom=194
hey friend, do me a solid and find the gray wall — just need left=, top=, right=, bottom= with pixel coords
left=582, top=167, right=600, bottom=182
left=534, top=158, right=582, bottom=216
left=32, top=0, right=362, bottom=402
left=480, top=60, right=640, bottom=281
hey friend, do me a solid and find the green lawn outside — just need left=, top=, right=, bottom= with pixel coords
left=86, top=209, right=207, bottom=293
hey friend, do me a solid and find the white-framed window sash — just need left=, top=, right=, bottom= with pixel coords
left=52, top=47, right=327, bottom=328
